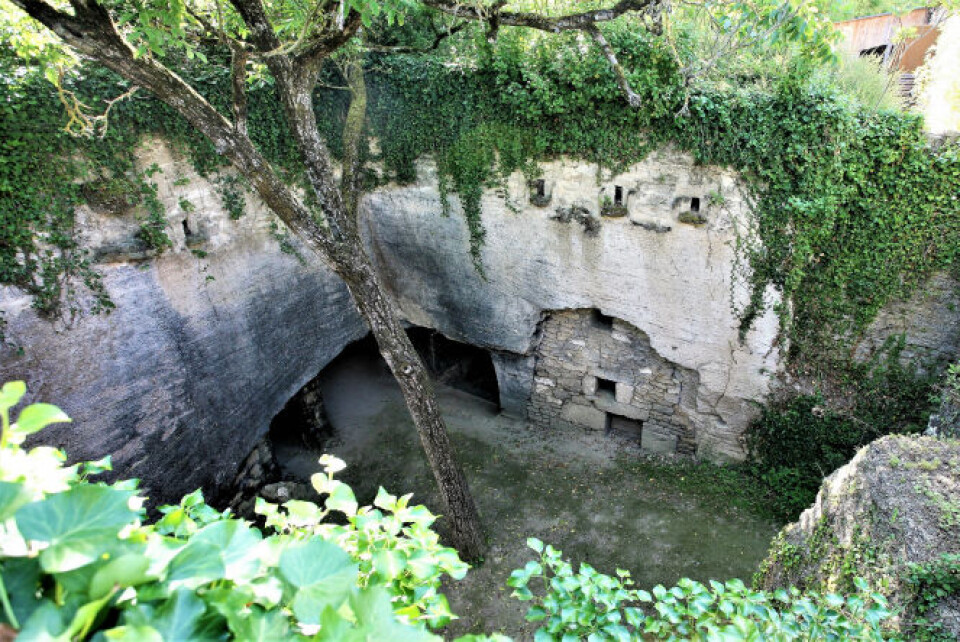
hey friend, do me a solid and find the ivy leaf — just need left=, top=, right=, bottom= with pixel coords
left=191, top=519, right=262, bottom=582
left=12, top=403, right=71, bottom=440
left=15, top=485, right=138, bottom=572
left=0, top=381, right=26, bottom=413
left=0, top=480, right=31, bottom=521
left=166, top=541, right=226, bottom=588
left=279, top=539, right=357, bottom=624
left=88, top=553, right=152, bottom=599
left=228, top=606, right=291, bottom=641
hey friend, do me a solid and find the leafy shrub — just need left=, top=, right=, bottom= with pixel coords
left=508, top=538, right=891, bottom=641
left=904, top=554, right=960, bottom=641
left=0, top=381, right=471, bottom=640
left=747, top=348, right=937, bottom=520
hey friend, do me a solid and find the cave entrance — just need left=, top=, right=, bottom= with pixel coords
left=407, top=327, right=500, bottom=408
left=268, top=372, right=333, bottom=452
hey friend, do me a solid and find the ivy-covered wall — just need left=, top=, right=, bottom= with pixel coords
left=1, top=28, right=958, bottom=365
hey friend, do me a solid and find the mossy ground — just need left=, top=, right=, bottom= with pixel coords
left=274, top=346, right=779, bottom=639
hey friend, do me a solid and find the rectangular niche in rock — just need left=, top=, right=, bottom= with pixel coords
left=529, top=178, right=550, bottom=207
left=606, top=413, right=644, bottom=443
left=596, top=377, right=617, bottom=398
left=601, top=186, right=628, bottom=218
left=592, top=309, right=615, bottom=329
left=690, top=197, right=700, bottom=212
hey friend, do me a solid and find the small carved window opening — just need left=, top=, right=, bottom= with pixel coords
left=606, top=413, right=644, bottom=443
left=592, top=309, right=614, bottom=329
left=533, top=179, right=545, bottom=198
left=182, top=219, right=192, bottom=236
left=690, top=197, right=701, bottom=213
left=614, top=185, right=624, bottom=206
left=597, top=378, right=616, bottom=395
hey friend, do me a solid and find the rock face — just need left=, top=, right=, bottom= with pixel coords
left=757, top=435, right=960, bottom=638
left=855, top=271, right=960, bottom=370
left=363, top=150, right=782, bottom=460
left=2, top=139, right=956, bottom=503
left=928, top=364, right=960, bottom=439
left=0, top=139, right=368, bottom=505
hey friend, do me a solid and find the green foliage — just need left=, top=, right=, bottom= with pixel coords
left=0, top=381, right=469, bottom=640
left=746, top=346, right=937, bottom=520
left=218, top=174, right=248, bottom=221
left=905, top=554, right=960, bottom=641
left=507, top=538, right=891, bottom=640
left=1, top=8, right=957, bottom=364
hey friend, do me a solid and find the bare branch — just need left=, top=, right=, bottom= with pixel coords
left=585, top=25, right=642, bottom=107
left=364, top=20, right=469, bottom=54
left=420, top=0, right=655, bottom=32
left=230, top=42, right=248, bottom=135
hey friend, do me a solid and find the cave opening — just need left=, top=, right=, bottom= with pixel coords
left=406, top=327, right=500, bottom=407
left=267, top=327, right=501, bottom=469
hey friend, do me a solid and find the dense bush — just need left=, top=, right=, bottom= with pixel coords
left=0, top=381, right=471, bottom=640
left=746, top=347, right=938, bottom=520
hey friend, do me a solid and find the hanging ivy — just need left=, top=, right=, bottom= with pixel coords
left=1, top=24, right=957, bottom=363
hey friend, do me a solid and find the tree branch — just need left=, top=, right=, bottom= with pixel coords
left=364, top=20, right=468, bottom=54
left=421, top=0, right=655, bottom=32
left=230, top=41, right=248, bottom=136
left=585, top=25, right=642, bottom=107
left=12, top=0, right=341, bottom=262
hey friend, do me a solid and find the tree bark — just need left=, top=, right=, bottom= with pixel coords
left=11, top=0, right=486, bottom=559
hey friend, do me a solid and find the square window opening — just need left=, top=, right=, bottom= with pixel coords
left=533, top=179, right=545, bottom=198
left=592, top=309, right=614, bottom=329
left=596, top=377, right=616, bottom=396
left=606, top=413, right=644, bottom=443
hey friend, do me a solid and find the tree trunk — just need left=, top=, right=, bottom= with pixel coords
left=336, top=256, right=486, bottom=560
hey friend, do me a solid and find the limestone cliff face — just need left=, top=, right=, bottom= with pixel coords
left=0, top=140, right=951, bottom=502
left=0, top=139, right=367, bottom=504
left=362, top=150, right=781, bottom=460
left=757, top=435, right=960, bottom=637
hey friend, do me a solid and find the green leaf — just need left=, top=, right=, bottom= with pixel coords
left=324, top=480, right=358, bottom=517
left=13, top=403, right=71, bottom=438
left=151, top=589, right=220, bottom=641
left=89, top=553, right=151, bottom=599
left=0, top=382, right=26, bottom=413
left=280, top=539, right=357, bottom=624
left=191, top=519, right=262, bottom=581
left=15, top=485, right=138, bottom=572
left=103, top=625, right=164, bottom=642
left=0, top=481, right=31, bottom=521
left=166, top=541, right=226, bottom=588
left=228, top=606, right=291, bottom=641
left=278, top=538, right=355, bottom=589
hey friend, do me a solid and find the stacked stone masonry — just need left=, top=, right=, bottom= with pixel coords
left=528, top=309, right=699, bottom=455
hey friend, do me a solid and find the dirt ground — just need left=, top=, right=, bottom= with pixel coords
left=273, top=347, right=779, bottom=639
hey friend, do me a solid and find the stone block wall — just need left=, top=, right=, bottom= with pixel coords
left=528, top=309, right=698, bottom=455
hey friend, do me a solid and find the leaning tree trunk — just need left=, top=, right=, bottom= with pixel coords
left=337, top=256, right=486, bottom=560
left=270, top=60, right=487, bottom=560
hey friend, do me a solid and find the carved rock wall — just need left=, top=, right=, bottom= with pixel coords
left=0, top=139, right=367, bottom=505
left=528, top=309, right=699, bottom=456
left=362, top=150, right=782, bottom=461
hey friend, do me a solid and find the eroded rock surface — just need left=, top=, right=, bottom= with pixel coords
left=0, top=139, right=367, bottom=504
left=757, top=435, right=960, bottom=637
